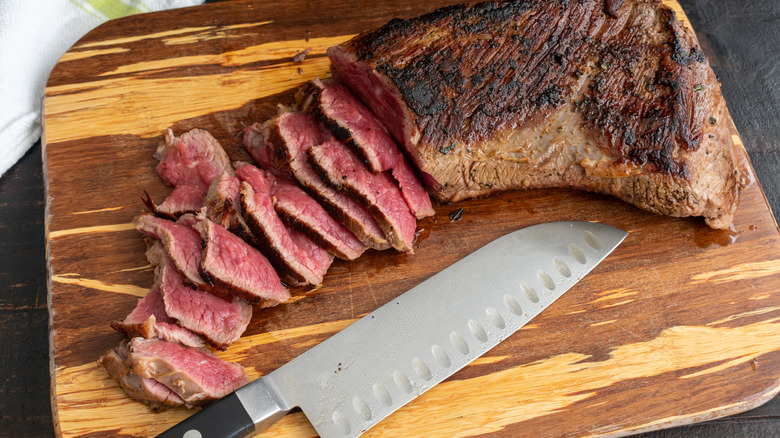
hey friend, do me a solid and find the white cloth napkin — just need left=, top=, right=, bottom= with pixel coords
left=0, top=0, right=204, bottom=178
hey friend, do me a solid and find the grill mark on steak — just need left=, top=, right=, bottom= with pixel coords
left=146, top=129, right=234, bottom=218
left=237, top=165, right=334, bottom=286
left=329, top=0, right=741, bottom=229
left=249, top=115, right=390, bottom=250
left=308, top=139, right=417, bottom=253
left=203, top=173, right=257, bottom=246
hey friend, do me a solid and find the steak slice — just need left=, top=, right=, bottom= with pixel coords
left=308, top=139, right=417, bottom=252
left=193, top=216, right=290, bottom=305
left=133, top=214, right=206, bottom=289
left=146, top=242, right=252, bottom=350
left=146, top=128, right=234, bottom=218
left=100, top=338, right=248, bottom=407
left=237, top=168, right=334, bottom=286
left=98, top=342, right=186, bottom=411
left=249, top=115, right=390, bottom=250
left=234, top=161, right=366, bottom=260
left=305, top=78, right=434, bottom=219
left=327, top=0, right=741, bottom=229
left=203, top=173, right=256, bottom=245
left=110, top=283, right=206, bottom=348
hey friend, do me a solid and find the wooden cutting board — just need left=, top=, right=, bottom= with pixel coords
left=43, top=0, right=780, bottom=437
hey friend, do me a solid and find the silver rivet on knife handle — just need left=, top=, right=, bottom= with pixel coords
left=248, top=221, right=627, bottom=438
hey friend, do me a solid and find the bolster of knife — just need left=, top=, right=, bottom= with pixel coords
left=156, top=392, right=255, bottom=438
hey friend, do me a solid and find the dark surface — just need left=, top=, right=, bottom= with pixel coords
left=1, top=0, right=778, bottom=437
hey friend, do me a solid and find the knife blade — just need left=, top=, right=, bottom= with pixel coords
left=158, top=221, right=627, bottom=438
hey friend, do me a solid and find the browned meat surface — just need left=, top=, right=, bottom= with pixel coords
left=328, top=0, right=742, bottom=229
left=99, top=338, right=248, bottom=409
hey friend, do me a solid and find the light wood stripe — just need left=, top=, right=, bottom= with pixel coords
left=690, top=260, right=780, bottom=284
left=162, top=21, right=275, bottom=46
left=60, top=48, right=131, bottom=62
left=69, top=206, right=124, bottom=215
left=46, top=57, right=332, bottom=143
left=51, top=274, right=147, bottom=297
left=49, top=223, right=135, bottom=238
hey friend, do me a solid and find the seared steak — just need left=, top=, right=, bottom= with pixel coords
left=110, top=283, right=206, bottom=348
left=133, top=214, right=206, bottom=289
left=99, top=338, right=248, bottom=408
left=203, top=173, right=256, bottom=245
left=98, top=342, right=186, bottom=411
left=304, top=78, right=434, bottom=219
left=237, top=165, right=334, bottom=285
left=234, top=161, right=366, bottom=260
left=308, top=139, right=417, bottom=252
left=147, top=242, right=252, bottom=350
left=249, top=116, right=390, bottom=250
left=328, top=0, right=741, bottom=229
left=193, top=216, right=290, bottom=305
left=145, top=129, right=234, bottom=218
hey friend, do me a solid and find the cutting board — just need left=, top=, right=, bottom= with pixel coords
left=43, top=0, right=780, bottom=437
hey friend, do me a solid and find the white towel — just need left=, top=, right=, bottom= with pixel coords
left=0, top=0, right=204, bottom=177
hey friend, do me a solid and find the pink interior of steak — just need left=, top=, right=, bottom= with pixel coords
left=308, top=138, right=416, bottom=252
left=128, top=338, right=248, bottom=403
left=237, top=165, right=333, bottom=285
left=134, top=214, right=205, bottom=288
left=328, top=46, right=441, bottom=193
left=157, top=248, right=252, bottom=349
left=196, top=217, right=290, bottom=303
left=269, top=113, right=389, bottom=249
left=112, top=282, right=206, bottom=348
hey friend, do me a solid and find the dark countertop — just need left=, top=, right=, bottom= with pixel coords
left=1, top=0, right=778, bottom=436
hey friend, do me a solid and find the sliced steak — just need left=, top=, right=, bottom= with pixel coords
left=249, top=115, right=389, bottom=250
left=98, top=343, right=186, bottom=411
left=327, top=0, right=741, bottom=229
left=133, top=214, right=206, bottom=289
left=147, top=128, right=234, bottom=218
left=110, top=283, right=206, bottom=348
left=100, top=338, right=248, bottom=407
left=234, top=162, right=366, bottom=260
left=203, top=173, right=255, bottom=245
left=193, top=216, right=290, bottom=305
left=146, top=242, right=252, bottom=350
left=237, top=168, right=334, bottom=286
left=308, top=139, right=417, bottom=252
left=305, top=78, right=434, bottom=219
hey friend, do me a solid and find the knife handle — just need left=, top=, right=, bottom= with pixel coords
left=157, top=379, right=290, bottom=438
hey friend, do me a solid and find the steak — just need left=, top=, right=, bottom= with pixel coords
left=99, top=338, right=248, bottom=408
left=193, top=215, right=290, bottom=305
left=237, top=165, right=334, bottom=285
left=249, top=115, right=390, bottom=250
left=147, top=242, right=252, bottom=350
left=133, top=214, right=206, bottom=289
left=304, top=78, right=435, bottom=219
left=98, top=342, right=186, bottom=411
left=145, top=128, right=234, bottom=218
left=327, top=0, right=741, bottom=229
left=110, top=283, right=206, bottom=348
left=235, top=161, right=366, bottom=260
left=203, top=172, right=256, bottom=245
left=308, top=139, right=417, bottom=252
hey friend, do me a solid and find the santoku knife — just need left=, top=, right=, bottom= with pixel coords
left=158, top=221, right=627, bottom=438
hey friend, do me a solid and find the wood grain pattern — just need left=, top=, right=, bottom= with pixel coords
left=43, top=1, right=780, bottom=437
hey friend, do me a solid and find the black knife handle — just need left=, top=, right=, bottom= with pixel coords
left=156, top=393, right=255, bottom=438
